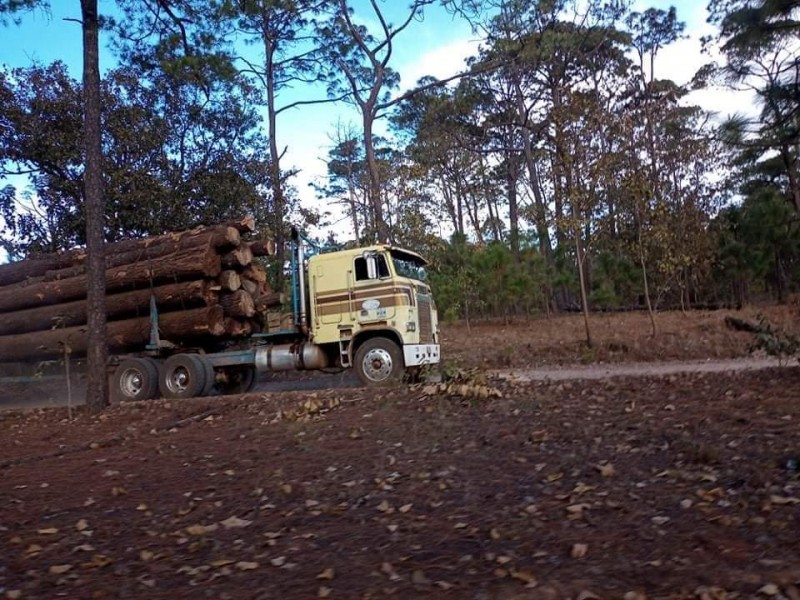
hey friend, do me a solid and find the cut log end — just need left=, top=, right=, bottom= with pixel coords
left=220, top=289, right=256, bottom=318
left=249, top=240, right=276, bottom=257
left=218, top=270, right=242, bottom=292
left=225, top=215, right=256, bottom=234
left=221, top=246, right=254, bottom=269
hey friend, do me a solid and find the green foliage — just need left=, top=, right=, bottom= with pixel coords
left=427, top=237, right=549, bottom=321
left=0, top=62, right=274, bottom=255
left=749, top=314, right=800, bottom=365
left=712, top=183, right=800, bottom=305
left=591, top=250, right=640, bottom=307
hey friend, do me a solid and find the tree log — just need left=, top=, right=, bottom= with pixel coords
left=218, top=270, right=241, bottom=292
left=104, top=225, right=239, bottom=254
left=248, top=239, right=275, bottom=257
left=255, top=291, right=283, bottom=312
left=724, top=316, right=761, bottom=333
left=0, top=250, right=88, bottom=287
left=224, top=215, right=256, bottom=233
left=35, top=227, right=237, bottom=284
left=242, top=263, right=268, bottom=283
left=0, top=225, right=238, bottom=287
left=219, top=290, right=256, bottom=318
left=240, top=279, right=258, bottom=296
left=224, top=317, right=253, bottom=337
left=221, top=245, right=254, bottom=269
left=0, top=306, right=225, bottom=362
left=0, top=247, right=221, bottom=312
left=0, top=280, right=216, bottom=336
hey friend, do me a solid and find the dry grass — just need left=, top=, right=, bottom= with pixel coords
left=441, top=305, right=800, bottom=369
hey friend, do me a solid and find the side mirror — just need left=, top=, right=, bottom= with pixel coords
left=366, top=255, right=377, bottom=280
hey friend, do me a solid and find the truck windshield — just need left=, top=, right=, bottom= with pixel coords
left=390, top=250, right=428, bottom=282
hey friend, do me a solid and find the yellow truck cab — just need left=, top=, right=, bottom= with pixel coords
left=307, top=245, right=440, bottom=384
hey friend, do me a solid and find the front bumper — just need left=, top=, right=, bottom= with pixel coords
left=403, top=344, right=441, bottom=367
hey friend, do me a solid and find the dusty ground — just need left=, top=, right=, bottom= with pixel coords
left=1, top=308, right=800, bottom=599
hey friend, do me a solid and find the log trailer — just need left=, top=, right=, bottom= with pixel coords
left=112, top=230, right=441, bottom=401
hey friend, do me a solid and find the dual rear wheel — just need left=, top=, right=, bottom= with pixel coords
left=112, top=354, right=257, bottom=401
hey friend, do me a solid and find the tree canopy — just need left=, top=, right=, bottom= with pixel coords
left=0, top=0, right=797, bottom=342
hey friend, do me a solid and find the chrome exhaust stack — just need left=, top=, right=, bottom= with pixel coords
left=292, top=227, right=308, bottom=334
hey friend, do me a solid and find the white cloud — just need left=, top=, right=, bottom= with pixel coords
left=398, top=37, right=481, bottom=91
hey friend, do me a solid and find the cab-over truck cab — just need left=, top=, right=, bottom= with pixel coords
left=308, top=245, right=440, bottom=385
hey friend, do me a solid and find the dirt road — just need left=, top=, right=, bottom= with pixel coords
left=0, top=357, right=793, bottom=411
left=493, top=356, right=789, bottom=382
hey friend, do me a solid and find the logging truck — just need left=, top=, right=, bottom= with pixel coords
left=111, top=229, right=441, bottom=401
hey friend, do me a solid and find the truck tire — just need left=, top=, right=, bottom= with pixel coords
left=354, top=337, right=404, bottom=386
left=159, top=353, right=208, bottom=399
left=112, top=358, right=159, bottom=401
left=195, top=354, right=216, bottom=397
left=217, top=366, right=257, bottom=395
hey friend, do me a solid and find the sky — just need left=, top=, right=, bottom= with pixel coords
left=0, top=0, right=756, bottom=241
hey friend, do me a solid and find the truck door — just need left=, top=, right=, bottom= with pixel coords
left=312, top=263, right=344, bottom=326
left=353, top=253, right=396, bottom=323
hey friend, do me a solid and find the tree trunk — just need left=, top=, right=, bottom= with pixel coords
left=81, top=0, right=107, bottom=411
left=0, top=279, right=215, bottom=336
left=260, top=11, right=286, bottom=294
left=514, top=79, right=552, bottom=265
left=638, top=228, right=657, bottom=337
left=507, top=161, right=520, bottom=257
left=574, top=222, right=593, bottom=348
left=363, top=109, right=388, bottom=242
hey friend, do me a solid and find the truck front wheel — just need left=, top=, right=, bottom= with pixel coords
left=159, top=354, right=208, bottom=399
left=354, top=337, right=403, bottom=386
left=112, top=358, right=159, bottom=402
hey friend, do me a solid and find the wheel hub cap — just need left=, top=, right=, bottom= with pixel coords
left=120, top=368, right=143, bottom=396
left=168, top=368, right=189, bottom=393
left=361, top=348, right=393, bottom=382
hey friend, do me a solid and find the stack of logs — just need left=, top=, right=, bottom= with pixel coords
left=0, top=217, right=281, bottom=362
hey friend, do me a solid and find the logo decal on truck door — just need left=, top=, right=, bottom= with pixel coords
left=361, top=299, right=380, bottom=310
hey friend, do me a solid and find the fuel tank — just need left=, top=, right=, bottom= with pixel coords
left=254, top=343, right=329, bottom=372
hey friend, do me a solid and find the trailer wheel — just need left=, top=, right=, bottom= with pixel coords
left=195, top=354, right=216, bottom=397
left=113, top=358, right=159, bottom=401
left=354, top=337, right=403, bottom=386
left=218, top=367, right=257, bottom=395
left=159, top=354, right=208, bottom=399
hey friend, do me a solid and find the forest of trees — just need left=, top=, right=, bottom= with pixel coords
left=1, top=0, right=799, bottom=326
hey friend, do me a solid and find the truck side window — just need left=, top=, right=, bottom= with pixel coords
left=355, top=257, right=368, bottom=280
left=377, top=255, right=390, bottom=278
left=354, top=255, right=390, bottom=281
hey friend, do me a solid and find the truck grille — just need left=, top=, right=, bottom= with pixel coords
left=417, top=295, right=433, bottom=342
